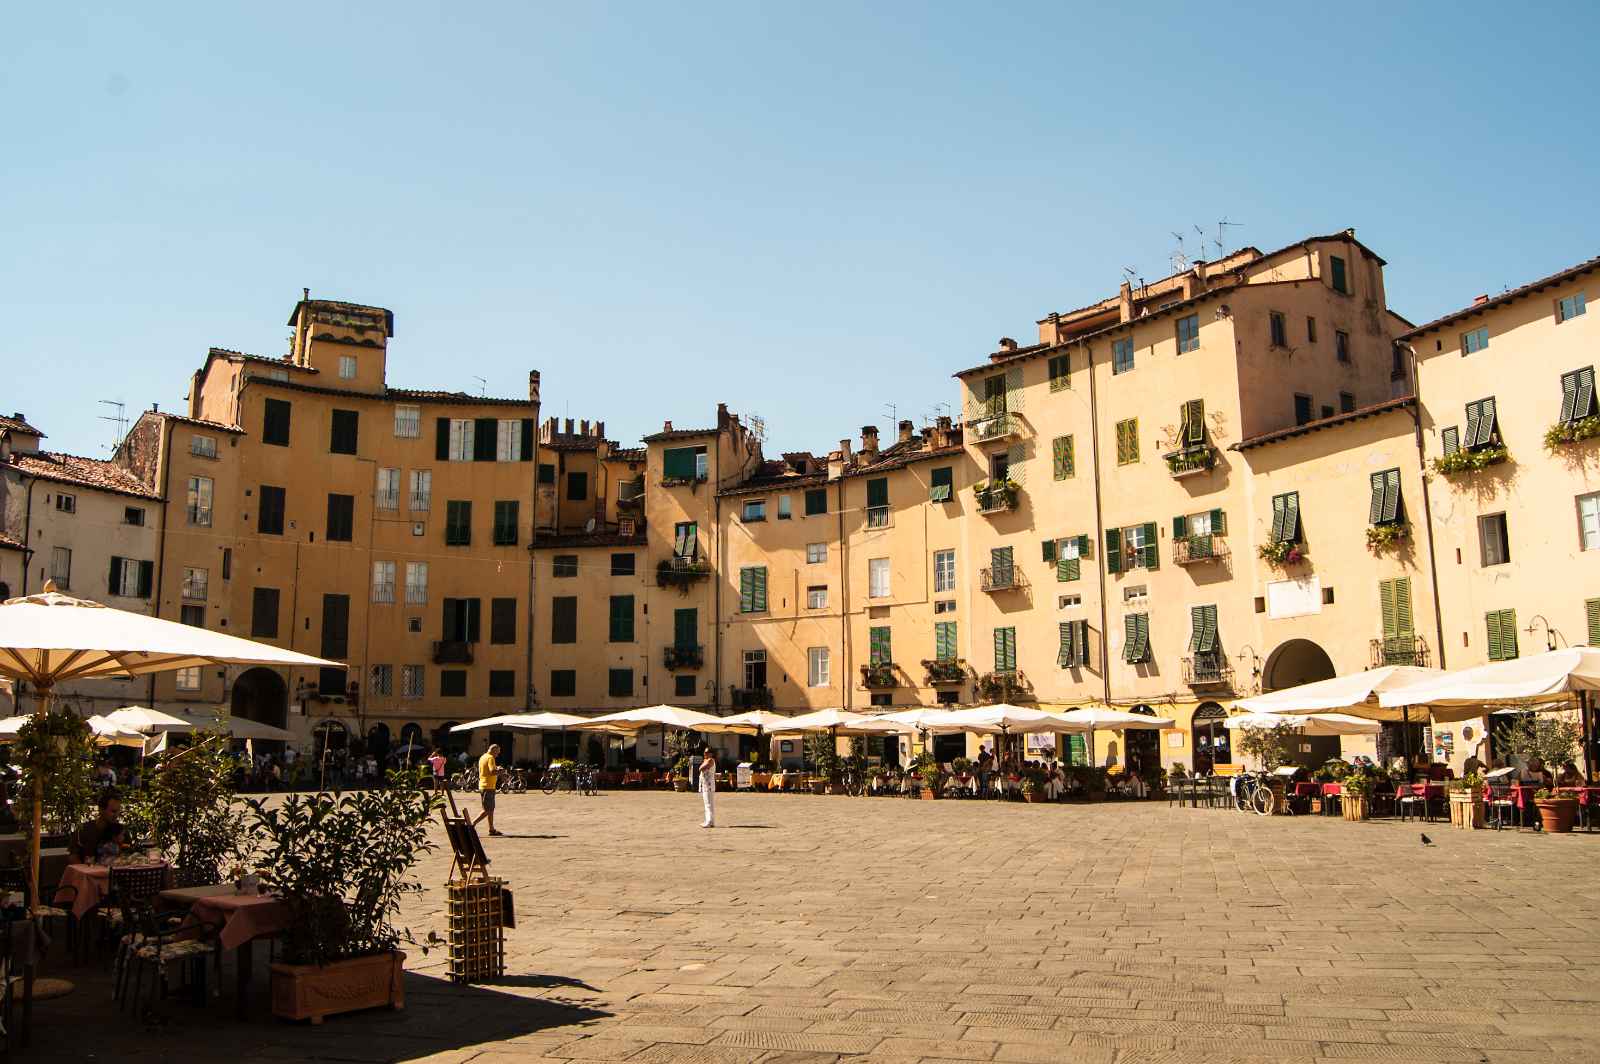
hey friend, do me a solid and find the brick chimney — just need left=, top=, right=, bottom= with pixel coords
left=897, top=419, right=915, bottom=445
left=932, top=415, right=953, bottom=449
left=563, top=418, right=574, bottom=435
left=860, top=425, right=879, bottom=459
left=662, top=420, right=674, bottom=433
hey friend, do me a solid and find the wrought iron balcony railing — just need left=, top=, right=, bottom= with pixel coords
left=975, top=485, right=1019, bottom=515
left=922, top=658, right=967, bottom=685
left=663, top=644, right=705, bottom=670
left=1182, top=653, right=1234, bottom=688
left=979, top=566, right=1026, bottom=592
left=1164, top=444, right=1217, bottom=478
left=730, top=686, right=774, bottom=710
left=1173, top=534, right=1229, bottom=566
left=1371, top=635, right=1430, bottom=668
left=860, top=663, right=898, bottom=688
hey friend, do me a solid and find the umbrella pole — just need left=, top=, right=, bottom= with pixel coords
left=1581, top=691, right=1594, bottom=785
left=28, top=684, right=51, bottom=919
left=1402, top=706, right=1411, bottom=780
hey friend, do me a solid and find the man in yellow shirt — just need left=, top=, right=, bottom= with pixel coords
left=471, top=743, right=503, bottom=837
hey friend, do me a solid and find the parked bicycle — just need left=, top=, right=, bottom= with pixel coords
left=1231, top=771, right=1278, bottom=815
left=450, top=769, right=478, bottom=793
left=540, top=762, right=599, bottom=795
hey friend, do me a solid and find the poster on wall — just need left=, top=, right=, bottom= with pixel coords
left=1025, top=734, right=1055, bottom=757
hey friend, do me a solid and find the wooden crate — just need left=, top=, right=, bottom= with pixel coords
left=447, top=878, right=506, bottom=984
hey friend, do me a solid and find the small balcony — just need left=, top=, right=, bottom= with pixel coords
left=663, top=644, right=704, bottom=670
left=970, top=412, right=1019, bottom=442
left=657, top=556, right=712, bottom=589
left=980, top=566, right=1026, bottom=593
left=618, top=479, right=645, bottom=511
left=1371, top=635, right=1431, bottom=668
left=922, top=659, right=967, bottom=686
left=659, top=472, right=708, bottom=488
left=1173, top=534, right=1230, bottom=566
left=1182, top=653, right=1234, bottom=689
left=860, top=662, right=898, bottom=688
left=1164, top=444, right=1217, bottom=478
left=974, top=483, right=1020, bottom=515
left=432, top=640, right=473, bottom=665
left=977, top=670, right=1029, bottom=702
left=730, top=686, right=774, bottom=710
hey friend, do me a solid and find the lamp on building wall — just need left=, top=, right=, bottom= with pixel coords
left=1525, top=616, right=1562, bottom=653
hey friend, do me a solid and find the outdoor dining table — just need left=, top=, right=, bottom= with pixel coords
left=4, top=917, right=48, bottom=1049
left=159, top=884, right=293, bottom=1019
left=55, top=860, right=173, bottom=919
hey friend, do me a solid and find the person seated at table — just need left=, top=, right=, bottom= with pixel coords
left=1522, top=757, right=1554, bottom=788
left=1462, top=745, right=1487, bottom=780
left=95, top=822, right=126, bottom=865
left=70, top=792, right=122, bottom=863
left=1044, top=762, right=1064, bottom=800
left=1556, top=761, right=1584, bottom=788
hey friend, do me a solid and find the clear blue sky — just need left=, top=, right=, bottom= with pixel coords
left=5, top=2, right=1595, bottom=459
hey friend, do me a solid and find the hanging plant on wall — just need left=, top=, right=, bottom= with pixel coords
left=1545, top=417, right=1600, bottom=449
left=1256, top=540, right=1306, bottom=567
left=1431, top=442, right=1508, bottom=475
left=1364, top=523, right=1409, bottom=553
left=13, top=709, right=96, bottom=834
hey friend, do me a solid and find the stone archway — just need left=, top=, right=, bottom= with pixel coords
left=1263, top=639, right=1337, bottom=692
left=1191, top=701, right=1230, bottom=774
left=231, top=667, right=288, bottom=731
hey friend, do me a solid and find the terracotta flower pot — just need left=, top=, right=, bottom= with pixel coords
left=919, top=788, right=939, bottom=800
left=271, top=950, right=405, bottom=1024
left=1023, top=791, right=1042, bottom=804
left=1536, top=796, right=1578, bottom=834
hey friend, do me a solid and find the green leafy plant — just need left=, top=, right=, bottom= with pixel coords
left=1256, top=540, right=1306, bottom=567
left=804, top=733, right=839, bottom=778
left=123, top=731, right=253, bottom=888
left=671, top=756, right=692, bottom=779
left=247, top=770, right=438, bottom=967
left=1340, top=773, right=1371, bottom=798
left=1235, top=720, right=1298, bottom=771
left=971, top=478, right=1020, bottom=511
left=1365, top=523, right=1410, bottom=552
left=1070, top=765, right=1107, bottom=794
left=1545, top=416, right=1600, bottom=449
left=13, top=709, right=96, bottom=834
left=1431, top=442, right=1509, bottom=475
left=922, top=659, right=967, bottom=684
left=951, top=756, right=972, bottom=775
left=978, top=671, right=1028, bottom=701
left=1503, top=713, right=1578, bottom=785
left=1448, top=771, right=1485, bottom=795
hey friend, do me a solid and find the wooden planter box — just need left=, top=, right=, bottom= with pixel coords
left=1342, top=795, right=1369, bottom=821
left=1023, top=791, right=1043, bottom=804
left=1449, top=792, right=1485, bottom=830
left=1536, top=796, right=1578, bottom=834
left=271, top=950, right=405, bottom=1024
left=919, top=787, right=939, bottom=800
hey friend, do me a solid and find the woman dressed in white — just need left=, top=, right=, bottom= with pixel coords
left=698, top=747, right=717, bottom=828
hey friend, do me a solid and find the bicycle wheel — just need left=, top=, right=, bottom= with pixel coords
left=585, top=772, right=598, bottom=796
left=542, top=770, right=559, bottom=795
left=1249, top=784, right=1274, bottom=816
left=845, top=772, right=863, bottom=798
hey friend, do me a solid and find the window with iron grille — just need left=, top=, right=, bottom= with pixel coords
left=376, top=468, right=400, bottom=510
left=371, top=561, right=395, bottom=604
left=404, top=562, right=428, bottom=604
left=370, top=664, right=393, bottom=696
left=190, top=434, right=217, bottom=458
left=180, top=566, right=208, bottom=601
left=401, top=665, right=424, bottom=698
left=187, top=476, right=213, bottom=527
left=408, top=469, right=431, bottom=511
left=394, top=405, right=420, bottom=438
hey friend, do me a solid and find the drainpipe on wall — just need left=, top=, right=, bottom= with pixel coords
left=525, top=373, right=541, bottom=713
left=837, top=477, right=850, bottom=713
left=1400, top=343, right=1447, bottom=671
left=149, top=417, right=176, bottom=708
left=712, top=440, right=723, bottom=711
left=1084, top=340, right=1113, bottom=704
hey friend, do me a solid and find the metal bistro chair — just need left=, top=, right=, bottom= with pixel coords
left=117, top=906, right=219, bottom=1016
left=105, top=864, right=176, bottom=973
left=0, top=866, right=74, bottom=959
left=1485, top=783, right=1518, bottom=830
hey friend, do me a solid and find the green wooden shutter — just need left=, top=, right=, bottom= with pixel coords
left=1380, top=581, right=1398, bottom=641
left=1105, top=528, right=1122, bottom=573
left=1141, top=522, right=1159, bottom=570
left=992, top=627, right=1009, bottom=672
left=867, top=477, right=889, bottom=508
left=1282, top=493, right=1300, bottom=542
left=1053, top=436, right=1073, bottom=480
left=1394, top=578, right=1413, bottom=638
left=753, top=567, right=768, bottom=612
left=1561, top=371, right=1581, bottom=423
left=1480, top=397, right=1498, bottom=443
left=1183, top=399, right=1205, bottom=445
left=935, top=621, right=956, bottom=662
left=1441, top=426, right=1460, bottom=455
left=1501, top=609, right=1517, bottom=658
left=1188, top=606, right=1205, bottom=653
left=1076, top=534, right=1092, bottom=559
left=609, top=595, right=634, bottom=642
left=1486, top=611, right=1504, bottom=660
left=662, top=447, right=696, bottom=479
left=1579, top=368, right=1597, bottom=419
left=1042, top=539, right=1057, bottom=564
left=1464, top=401, right=1482, bottom=447
left=1057, top=555, right=1079, bottom=582
left=1005, top=365, right=1024, bottom=413
left=1368, top=472, right=1386, bottom=525
left=929, top=467, right=952, bottom=501
left=1271, top=495, right=1286, bottom=542
left=1137, top=614, right=1151, bottom=661
left=870, top=626, right=891, bottom=666
left=1007, top=442, right=1026, bottom=485
left=1173, top=514, right=1188, bottom=539
left=1058, top=622, right=1074, bottom=668
left=674, top=608, right=697, bottom=649
left=1384, top=470, right=1402, bottom=523
left=1587, top=599, right=1600, bottom=646
left=1123, top=614, right=1139, bottom=663
left=992, top=546, right=1013, bottom=570
left=739, top=568, right=754, bottom=612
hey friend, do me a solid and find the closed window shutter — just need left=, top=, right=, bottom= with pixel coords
left=1077, top=534, right=1092, bottom=560
left=1007, top=442, right=1026, bottom=485
left=1115, top=422, right=1127, bottom=464
left=1380, top=580, right=1398, bottom=641
left=1209, top=509, right=1225, bottom=535
left=1441, top=426, right=1460, bottom=455
left=993, top=627, right=1006, bottom=671
left=1561, top=371, right=1581, bottom=423
left=1184, top=399, right=1205, bottom=444
left=1173, top=514, right=1188, bottom=539
left=663, top=448, right=695, bottom=479
left=1005, top=365, right=1024, bottom=412
left=740, top=568, right=754, bottom=612
left=1057, top=555, right=1079, bottom=582
left=108, top=556, right=122, bottom=595
left=1105, top=528, right=1122, bottom=573
left=935, top=621, right=956, bottom=661
left=1486, top=611, right=1503, bottom=661
left=1053, top=436, right=1074, bottom=479
left=1141, top=521, right=1159, bottom=570
left=674, top=608, right=697, bottom=649
left=1394, top=578, right=1413, bottom=637
left=1580, top=368, right=1597, bottom=419
left=1042, top=539, right=1056, bottom=564
left=753, top=567, right=768, bottom=612
left=1058, top=622, right=1073, bottom=668
left=867, top=478, right=889, bottom=508
left=1588, top=599, right=1600, bottom=647
left=1369, top=472, right=1386, bottom=525
left=435, top=418, right=450, bottom=460
left=1501, top=609, right=1517, bottom=658
left=137, top=560, right=154, bottom=598
left=473, top=418, right=497, bottom=461
left=870, top=627, right=890, bottom=665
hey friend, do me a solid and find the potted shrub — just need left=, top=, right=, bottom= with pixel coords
left=1505, top=714, right=1581, bottom=833
left=1431, top=442, right=1509, bottom=476
left=950, top=756, right=972, bottom=778
left=917, top=762, right=943, bottom=799
left=1364, top=523, right=1410, bottom=553
left=1020, top=767, right=1047, bottom=803
left=249, top=774, right=437, bottom=1023
left=1447, top=772, right=1485, bottom=830
left=1340, top=772, right=1371, bottom=821
left=12, top=709, right=96, bottom=836
left=124, top=729, right=253, bottom=887
left=671, top=756, right=692, bottom=792
left=1546, top=416, right=1600, bottom=449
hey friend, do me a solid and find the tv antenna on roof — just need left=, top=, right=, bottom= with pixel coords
left=1217, top=217, right=1241, bottom=257
left=97, top=399, right=127, bottom=454
left=748, top=415, right=766, bottom=442
left=473, top=376, right=487, bottom=397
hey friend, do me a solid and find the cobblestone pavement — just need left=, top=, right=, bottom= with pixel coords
left=30, top=791, right=1600, bottom=1063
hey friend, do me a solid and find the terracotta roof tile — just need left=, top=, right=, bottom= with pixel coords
left=8, top=451, right=162, bottom=500
left=152, top=412, right=244, bottom=434
left=1399, top=253, right=1600, bottom=340
left=0, top=415, right=45, bottom=438
left=641, top=427, right=719, bottom=443
left=0, top=531, right=23, bottom=552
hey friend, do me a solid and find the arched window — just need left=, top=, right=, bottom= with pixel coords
left=1191, top=702, right=1230, bottom=774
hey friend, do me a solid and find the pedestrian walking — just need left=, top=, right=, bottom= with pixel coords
left=472, top=743, right=503, bottom=836
left=427, top=747, right=447, bottom=792
left=698, top=746, right=717, bottom=828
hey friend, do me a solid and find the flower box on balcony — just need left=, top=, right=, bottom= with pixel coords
left=657, top=557, right=711, bottom=590
left=1173, top=534, right=1228, bottom=566
left=1545, top=416, right=1600, bottom=449
left=979, top=566, right=1025, bottom=592
left=1256, top=540, right=1306, bottom=568
left=1431, top=442, right=1509, bottom=476
left=1163, top=445, right=1216, bottom=478
left=663, top=644, right=705, bottom=670
left=659, top=474, right=706, bottom=488
left=1182, top=654, right=1233, bottom=689
left=859, top=663, right=897, bottom=688
left=921, top=659, right=966, bottom=685
left=1365, top=523, right=1409, bottom=553
left=972, top=480, right=1019, bottom=515
left=978, top=670, right=1028, bottom=702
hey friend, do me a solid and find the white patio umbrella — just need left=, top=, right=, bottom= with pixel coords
left=0, top=586, right=338, bottom=917
left=871, top=707, right=963, bottom=731
left=715, top=709, right=793, bottom=733
left=762, top=708, right=896, bottom=734
left=1234, top=665, right=1442, bottom=721
left=119, top=708, right=296, bottom=742
left=1056, top=706, right=1176, bottom=766
left=573, top=705, right=739, bottom=733
left=947, top=704, right=1083, bottom=735
left=0, top=714, right=146, bottom=748
left=1223, top=712, right=1380, bottom=737
left=450, top=711, right=590, bottom=732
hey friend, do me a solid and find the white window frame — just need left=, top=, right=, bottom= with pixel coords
left=1479, top=513, right=1510, bottom=567
left=448, top=419, right=475, bottom=462
left=113, top=557, right=140, bottom=597
left=394, top=405, right=421, bottom=438
left=1122, top=524, right=1150, bottom=570
left=1580, top=493, right=1600, bottom=552
left=777, top=495, right=792, bottom=519
left=49, top=546, right=72, bottom=588
left=933, top=549, right=956, bottom=593
left=181, top=567, right=208, bottom=601
left=187, top=475, right=213, bottom=527
left=409, top=469, right=432, bottom=511
left=807, top=585, right=828, bottom=610
left=1123, top=584, right=1149, bottom=605
left=401, top=664, right=424, bottom=698
left=742, top=499, right=767, bottom=522
left=338, top=355, right=357, bottom=380
left=496, top=419, right=519, bottom=462
left=868, top=557, right=891, bottom=599
left=1059, top=594, right=1082, bottom=609
left=373, top=560, right=396, bottom=604
left=807, top=647, right=831, bottom=688
left=933, top=599, right=956, bottom=614
left=1186, top=511, right=1214, bottom=537
left=190, top=434, right=217, bottom=458
left=375, top=467, right=400, bottom=510
left=404, top=561, right=429, bottom=604
left=806, top=542, right=827, bottom=564
left=175, top=666, right=202, bottom=692
left=54, top=493, right=76, bottom=514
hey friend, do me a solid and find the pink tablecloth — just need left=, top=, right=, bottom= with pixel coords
left=1394, top=783, right=1444, bottom=801
left=1321, top=782, right=1343, bottom=797
left=191, top=892, right=294, bottom=951
left=54, top=862, right=173, bottom=919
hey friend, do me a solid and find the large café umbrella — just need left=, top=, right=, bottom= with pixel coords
left=574, top=705, right=748, bottom=768
left=103, top=705, right=296, bottom=743
left=1234, top=665, right=1441, bottom=721
left=0, top=714, right=147, bottom=747
left=0, top=586, right=338, bottom=915
left=1223, top=711, right=1380, bottom=736
left=1056, top=705, right=1177, bottom=767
